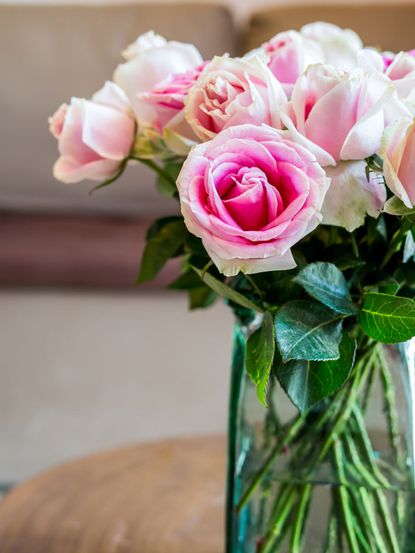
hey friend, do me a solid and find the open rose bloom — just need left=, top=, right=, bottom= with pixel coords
left=49, top=24, right=415, bottom=278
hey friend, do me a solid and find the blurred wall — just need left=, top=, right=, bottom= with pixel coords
left=0, top=290, right=233, bottom=481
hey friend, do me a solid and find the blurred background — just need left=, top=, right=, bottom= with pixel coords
left=1, top=0, right=415, bottom=486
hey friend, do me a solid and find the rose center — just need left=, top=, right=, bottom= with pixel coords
left=220, top=167, right=282, bottom=231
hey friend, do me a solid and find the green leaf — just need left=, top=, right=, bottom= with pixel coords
left=146, top=216, right=182, bottom=241
left=191, top=267, right=263, bottom=313
left=156, top=161, right=181, bottom=197
left=246, top=312, right=275, bottom=406
left=294, top=262, right=358, bottom=315
left=275, top=300, right=343, bottom=361
left=189, top=286, right=218, bottom=310
left=168, top=270, right=203, bottom=290
left=138, top=220, right=187, bottom=283
left=275, top=332, right=356, bottom=413
left=384, top=196, right=415, bottom=216
left=359, top=292, right=415, bottom=343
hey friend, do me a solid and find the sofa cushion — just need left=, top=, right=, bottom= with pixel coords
left=246, top=3, right=415, bottom=53
left=0, top=3, right=235, bottom=216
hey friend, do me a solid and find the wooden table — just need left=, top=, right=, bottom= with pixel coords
left=0, top=436, right=226, bottom=553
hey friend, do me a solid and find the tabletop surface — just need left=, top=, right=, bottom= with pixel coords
left=0, top=435, right=226, bottom=553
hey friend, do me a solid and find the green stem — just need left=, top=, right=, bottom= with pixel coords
left=333, top=440, right=361, bottom=553
left=322, top=510, right=338, bottom=553
left=290, top=484, right=312, bottom=553
left=236, top=415, right=305, bottom=511
left=378, top=349, right=404, bottom=467
left=259, top=487, right=298, bottom=553
left=130, top=156, right=177, bottom=187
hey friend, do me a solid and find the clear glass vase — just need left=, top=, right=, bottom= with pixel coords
left=226, top=318, right=415, bottom=553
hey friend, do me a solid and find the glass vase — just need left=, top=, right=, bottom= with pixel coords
left=226, top=318, right=415, bottom=553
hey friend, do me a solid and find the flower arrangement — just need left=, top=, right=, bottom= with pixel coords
left=50, top=22, right=415, bottom=552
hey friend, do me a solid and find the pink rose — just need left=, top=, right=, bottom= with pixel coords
left=260, top=31, right=323, bottom=96
left=385, top=52, right=415, bottom=101
left=381, top=117, right=415, bottom=207
left=49, top=81, right=135, bottom=183
left=382, top=49, right=415, bottom=70
left=282, top=64, right=404, bottom=166
left=177, top=124, right=329, bottom=276
left=322, top=161, right=386, bottom=231
left=135, top=63, right=207, bottom=136
left=121, top=31, right=167, bottom=60
left=113, top=32, right=203, bottom=118
left=300, top=22, right=363, bottom=69
left=184, top=56, right=287, bottom=141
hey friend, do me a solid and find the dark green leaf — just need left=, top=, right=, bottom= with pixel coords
left=246, top=312, right=275, bottom=406
left=146, top=216, right=182, bottom=241
left=359, top=292, right=415, bottom=343
left=293, top=262, right=358, bottom=315
left=332, top=253, right=365, bottom=271
left=189, top=286, right=218, bottom=310
left=156, top=161, right=181, bottom=197
left=191, top=267, right=263, bottom=313
left=168, top=270, right=202, bottom=290
left=275, top=332, right=356, bottom=413
left=138, top=220, right=187, bottom=283
left=275, top=300, right=343, bottom=361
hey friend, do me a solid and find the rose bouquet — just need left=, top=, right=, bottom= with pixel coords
left=50, top=22, right=415, bottom=553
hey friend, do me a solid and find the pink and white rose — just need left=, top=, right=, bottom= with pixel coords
left=380, top=117, right=415, bottom=207
left=300, top=22, right=363, bottom=69
left=49, top=81, right=135, bottom=183
left=184, top=55, right=287, bottom=141
left=385, top=52, right=415, bottom=101
left=282, top=64, right=405, bottom=165
left=114, top=32, right=203, bottom=118
left=322, top=161, right=386, bottom=231
left=177, top=124, right=329, bottom=276
left=134, top=63, right=206, bottom=136
left=260, top=30, right=323, bottom=95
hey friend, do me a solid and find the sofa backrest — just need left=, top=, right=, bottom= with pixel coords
left=0, top=3, right=235, bottom=216
left=246, top=3, right=415, bottom=52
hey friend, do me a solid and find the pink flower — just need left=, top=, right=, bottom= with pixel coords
left=184, top=55, right=287, bottom=141
left=260, top=30, right=323, bottom=95
left=177, top=124, right=329, bottom=276
left=49, top=81, right=135, bottom=183
left=381, top=117, right=415, bottom=207
left=282, top=64, right=406, bottom=166
left=135, top=63, right=207, bottom=135
left=385, top=52, right=415, bottom=101
left=322, top=161, right=386, bottom=231
left=113, top=32, right=203, bottom=118
left=382, top=51, right=396, bottom=70
left=300, top=22, right=363, bottom=69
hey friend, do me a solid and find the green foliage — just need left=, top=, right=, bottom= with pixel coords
left=191, top=267, right=263, bottom=313
left=246, top=312, right=275, bottom=406
left=275, top=332, right=356, bottom=413
left=188, top=286, right=218, bottom=310
left=359, top=292, right=415, bottom=343
left=275, top=300, right=343, bottom=362
left=383, top=196, right=415, bottom=216
left=138, top=219, right=187, bottom=283
left=168, top=269, right=203, bottom=290
left=156, top=161, right=182, bottom=197
left=293, top=262, right=358, bottom=315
